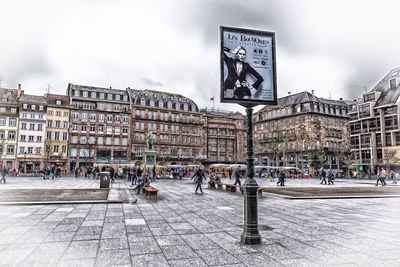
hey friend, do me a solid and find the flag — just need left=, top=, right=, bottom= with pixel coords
left=210, top=97, right=214, bottom=101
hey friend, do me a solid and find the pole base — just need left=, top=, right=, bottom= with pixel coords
left=240, top=232, right=262, bottom=245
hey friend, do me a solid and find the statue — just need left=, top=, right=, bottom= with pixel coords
left=146, top=129, right=154, bottom=150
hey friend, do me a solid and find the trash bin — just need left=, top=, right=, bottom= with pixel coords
left=100, top=172, right=110, bottom=188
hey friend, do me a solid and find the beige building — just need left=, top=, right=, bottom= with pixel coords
left=44, top=94, right=71, bottom=168
left=202, top=109, right=246, bottom=165
left=128, top=89, right=206, bottom=165
left=0, top=85, right=22, bottom=169
left=253, top=91, right=352, bottom=174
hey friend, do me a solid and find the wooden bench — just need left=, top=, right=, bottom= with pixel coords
left=142, top=186, right=159, bottom=200
left=217, top=183, right=223, bottom=190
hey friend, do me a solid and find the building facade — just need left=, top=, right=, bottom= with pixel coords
left=253, top=91, right=352, bottom=174
left=17, top=94, right=47, bottom=172
left=44, top=94, right=71, bottom=168
left=202, top=109, right=246, bottom=165
left=128, top=89, right=206, bottom=165
left=349, top=67, right=400, bottom=174
left=0, top=86, right=22, bottom=169
left=67, top=84, right=131, bottom=170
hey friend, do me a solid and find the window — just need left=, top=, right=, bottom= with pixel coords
left=108, top=94, right=113, bottom=100
left=91, top=92, right=96, bottom=98
left=74, top=90, right=80, bottom=96
left=73, top=112, right=79, bottom=121
left=90, top=125, right=96, bottom=133
left=97, top=136, right=104, bottom=145
left=46, top=132, right=51, bottom=139
left=71, top=136, right=78, bottom=144
left=20, top=135, right=26, bottom=142
left=0, top=117, right=5, bottom=126
left=7, top=145, right=14, bottom=155
left=123, top=95, right=128, bottom=102
left=62, top=133, right=68, bottom=141
left=82, top=113, right=88, bottom=121
left=106, top=137, right=112, bottom=145
left=89, top=136, right=96, bottom=144
left=122, top=128, right=128, bottom=135
left=8, top=131, right=15, bottom=140
left=83, top=91, right=88, bottom=97
left=81, top=125, right=87, bottom=132
left=80, top=136, right=87, bottom=144
left=55, top=121, right=61, bottom=128
left=54, top=132, right=60, bottom=140
left=31, top=105, right=36, bottom=110
left=106, top=126, right=112, bottom=134
left=115, top=95, right=120, bottom=101
left=36, top=136, right=42, bottom=142
left=389, top=78, right=397, bottom=89
left=107, top=114, right=113, bottom=122
left=100, top=93, right=105, bottom=99
left=62, top=146, right=66, bottom=153
left=39, top=106, right=44, bottom=111
left=114, top=137, right=120, bottom=145
left=99, top=114, right=104, bottom=122
left=53, top=145, right=59, bottom=153
left=115, top=127, right=120, bottom=134
left=11, top=108, right=17, bottom=113
left=30, top=113, right=35, bottom=119
left=90, top=113, right=96, bottom=121
left=72, top=124, right=78, bottom=132
left=122, top=138, right=128, bottom=145
left=29, top=124, right=35, bottom=130
left=19, top=147, right=25, bottom=154
left=98, top=126, right=104, bottom=133
left=123, top=115, right=128, bottom=124
left=115, top=115, right=121, bottom=123
left=63, top=122, right=68, bottom=128
left=9, top=118, right=16, bottom=127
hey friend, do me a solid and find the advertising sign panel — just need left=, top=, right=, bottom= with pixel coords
left=220, top=26, right=277, bottom=106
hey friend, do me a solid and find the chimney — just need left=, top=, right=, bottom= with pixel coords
left=339, top=97, right=343, bottom=101
left=17, top=84, right=23, bottom=98
left=311, top=90, right=314, bottom=96
left=288, top=91, right=291, bottom=95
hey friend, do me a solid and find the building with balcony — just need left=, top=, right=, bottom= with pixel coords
left=349, top=67, right=400, bottom=173
left=0, top=85, right=22, bottom=169
left=17, top=94, right=47, bottom=172
left=67, top=84, right=131, bottom=170
left=128, top=89, right=206, bottom=165
left=202, top=109, right=246, bottom=165
left=253, top=91, right=353, bottom=174
left=44, top=94, right=71, bottom=168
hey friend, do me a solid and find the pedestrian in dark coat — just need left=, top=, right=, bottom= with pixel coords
left=192, top=167, right=205, bottom=194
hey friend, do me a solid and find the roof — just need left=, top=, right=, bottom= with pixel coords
left=374, top=87, right=400, bottom=107
left=258, top=91, right=349, bottom=114
left=0, top=88, right=19, bottom=105
left=19, top=94, right=46, bottom=104
left=45, top=94, right=70, bottom=108
left=68, top=83, right=128, bottom=95
left=370, top=67, right=400, bottom=92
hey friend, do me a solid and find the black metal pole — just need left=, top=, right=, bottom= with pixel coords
left=240, top=107, right=262, bottom=245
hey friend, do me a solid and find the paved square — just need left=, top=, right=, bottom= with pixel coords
left=0, top=176, right=399, bottom=266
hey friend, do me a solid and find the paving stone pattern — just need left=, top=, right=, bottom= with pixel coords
left=0, top=176, right=399, bottom=266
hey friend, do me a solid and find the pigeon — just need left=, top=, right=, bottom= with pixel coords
left=131, top=199, right=137, bottom=204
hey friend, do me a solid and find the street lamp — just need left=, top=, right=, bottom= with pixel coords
left=24, top=152, right=27, bottom=173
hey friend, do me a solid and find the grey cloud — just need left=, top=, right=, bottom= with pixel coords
left=141, top=77, right=163, bottom=88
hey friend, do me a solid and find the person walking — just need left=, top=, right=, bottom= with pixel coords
left=75, top=167, right=79, bottom=178
left=131, top=168, right=137, bottom=185
left=192, top=167, right=205, bottom=194
left=381, top=168, right=387, bottom=186
left=277, top=170, right=285, bottom=186
left=395, top=172, right=399, bottom=185
left=327, top=169, right=335, bottom=185
left=376, top=168, right=383, bottom=186
left=233, top=168, right=242, bottom=186
left=0, top=166, right=8, bottom=183
left=320, top=169, right=327, bottom=185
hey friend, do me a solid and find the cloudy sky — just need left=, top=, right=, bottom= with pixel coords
left=1, top=0, right=399, bottom=113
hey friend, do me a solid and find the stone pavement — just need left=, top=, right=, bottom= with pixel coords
left=0, top=176, right=399, bottom=266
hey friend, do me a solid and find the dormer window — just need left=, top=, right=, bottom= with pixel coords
left=140, top=98, right=146, bottom=106
left=364, top=93, right=375, bottom=102
left=31, top=105, right=36, bottom=110
left=100, top=93, right=105, bottom=99
left=83, top=91, right=88, bottom=97
left=389, top=78, right=397, bottom=89
left=91, top=92, right=96, bottom=98
left=115, top=95, right=120, bottom=101
left=7, top=91, right=11, bottom=95
left=39, top=106, right=44, bottom=111
left=108, top=94, right=113, bottom=100
left=2, top=98, right=7, bottom=102
left=56, top=100, right=62, bottom=105
left=23, top=104, right=28, bottom=109
left=74, top=90, right=80, bottom=96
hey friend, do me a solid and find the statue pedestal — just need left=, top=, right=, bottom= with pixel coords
left=143, top=150, right=156, bottom=167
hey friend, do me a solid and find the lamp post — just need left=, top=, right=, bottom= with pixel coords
left=240, top=107, right=262, bottom=245
left=24, top=152, right=26, bottom=173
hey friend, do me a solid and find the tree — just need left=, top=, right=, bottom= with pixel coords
left=309, top=148, right=326, bottom=172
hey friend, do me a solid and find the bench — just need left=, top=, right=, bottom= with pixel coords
left=142, top=186, right=159, bottom=200
left=216, top=183, right=242, bottom=193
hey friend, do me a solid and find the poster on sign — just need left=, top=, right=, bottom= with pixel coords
left=220, top=26, right=277, bottom=106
